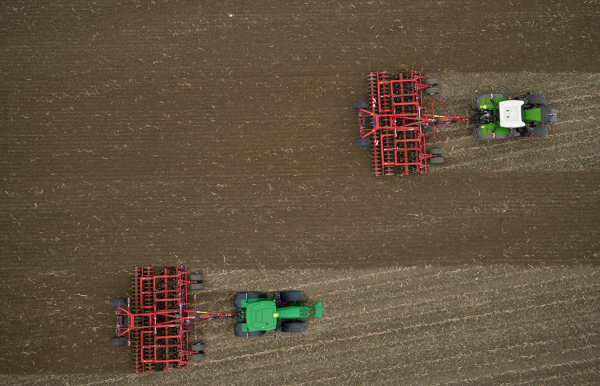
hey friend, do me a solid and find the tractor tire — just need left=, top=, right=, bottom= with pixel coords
left=429, top=147, right=443, bottom=155
left=424, top=78, right=438, bottom=86
left=355, top=138, right=371, bottom=148
left=234, top=323, right=266, bottom=338
left=430, top=157, right=445, bottom=164
left=280, top=291, right=307, bottom=302
left=190, top=353, right=205, bottom=361
left=233, top=292, right=266, bottom=308
left=281, top=322, right=308, bottom=333
left=189, top=274, right=203, bottom=281
left=110, top=298, right=127, bottom=307
left=529, top=127, right=548, bottom=138
left=191, top=343, right=205, bottom=351
left=425, top=87, right=439, bottom=96
left=525, top=94, right=545, bottom=107
left=190, top=283, right=204, bottom=290
left=110, top=337, right=128, bottom=347
left=353, top=99, right=369, bottom=110
left=472, top=94, right=507, bottom=110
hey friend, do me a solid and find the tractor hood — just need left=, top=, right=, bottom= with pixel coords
left=498, top=100, right=525, bottom=128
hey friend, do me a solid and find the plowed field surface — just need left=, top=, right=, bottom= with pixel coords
left=1, top=0, right=599, bottom=385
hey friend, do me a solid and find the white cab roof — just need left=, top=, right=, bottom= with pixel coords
left=498, top=100, right=525, bottom=128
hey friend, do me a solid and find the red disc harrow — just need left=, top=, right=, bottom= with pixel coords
left=112, top=266, right=230, bottom=372
left=355, top=70, right=466, bottom=176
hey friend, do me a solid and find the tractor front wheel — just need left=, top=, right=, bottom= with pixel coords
left=525, top=94, right=545, bottom=107
left=281, top=322, right=308, bottom=333
left=280, top=291, right=306, bottom=302
left=234, top=323, right=266, bottom=338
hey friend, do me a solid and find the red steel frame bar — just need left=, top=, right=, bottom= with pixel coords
left=358, top=70, right=466, bottom=176
left=114, top=266, right=230, bottom=373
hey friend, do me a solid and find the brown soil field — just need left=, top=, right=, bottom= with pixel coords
left=1, top=0, right=599, bottom=384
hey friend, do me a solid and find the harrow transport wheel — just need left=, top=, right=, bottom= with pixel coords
left=234, top=323, right=267, bottom=338
left=190, top=353, right=205, bottom=361
left=111, top=337, right=128, bottom=347
left=190, top=283, right=204, bottom=290
left=233, top=292, right=266, bottom=308
left=425, top=87, right=439, bottom=96
left=191, top=342, right=205, bottom=351
left=110, top=298, right=127, bottom=307
left=281, top=322, right=308, bottom=333
left=355, top=138, right=370, bottom=148
left=429, top=147, right=443, bottom=155
left=430, top=157, right=445, bottom=164
left=424, top=78, right=438, bottom=86
left=189, top=274, right=203, bottom=281
left=280, top=291, right=306, bottom=302
left=353, top=100, right=369, bottom=110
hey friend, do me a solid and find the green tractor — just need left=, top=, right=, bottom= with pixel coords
left=470, top=92, right=557, bottom=140
left=232, top=291, right=323, bottom=338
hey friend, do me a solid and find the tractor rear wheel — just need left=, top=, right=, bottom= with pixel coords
left=430, top=157, right=444, bottom=164
left=190, top=353, right=205, bottom=361
left=429, top=147, right=443, bottom=155
left=425, top=87, right=439, bottom=96
left=191, top=343, right=205, bottom=351
left=190, top=283, right=204, bottom=290
left=233, top=292, right=266, bottom=308
left=234, top=323, right=266, bottom=338
left=110, top=298, right=127, bottom=307
left=355, top=138, right=370, bottom=148
left=280, top=291, right=306, bottom=302
left=424, top=78, right=438, bottom=86
left=353, top=100, right=369, bottom=110
left=281, top=322, right=308, bottom=333
left=110, top=337, right=127, bottom=347
left=189, top=274, right=203, bottom=281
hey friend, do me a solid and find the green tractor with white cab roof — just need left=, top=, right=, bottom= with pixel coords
left=232, top=291, right=323, bottom=338
left=470, top=92, right=557, bottom=140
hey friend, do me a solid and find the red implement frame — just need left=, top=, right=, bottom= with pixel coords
left=357, top=70, right=466, bottom=176
left=113, top=266, right=230, bottom=373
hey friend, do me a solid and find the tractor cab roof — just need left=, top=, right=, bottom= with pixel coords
left=498, top=100, right=525, bottom=128
left=245, top=300, right=277, bottom=331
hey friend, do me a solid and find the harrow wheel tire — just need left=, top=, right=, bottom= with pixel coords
left=190, top=283, right=204, bottom=290
left=280, top=291, right=307, bottom=302
left=525, top=94, right=545, bottom=107
left=425, top=87, right=439, bottom=96
left=111, top=337, right=128, bottom=347
left=233, top=292, right=266, bottom=308
left=430, top=157, right=445, bottom=164
left=110, top=298, right=127, bottom=307
left=424, top=78, right=438, bottom=86
left=234, top=323, right=267, bottom=338
left=429, top=147, right=443, bottom=155
left=189, top=274, right=203, bottom=281
left=191, top=343, right=205, bottom=351
left=353, top=99, right=369, bottom=110
left=355, top=138, right=371, bottom=148
left=281, top=322, right=308, bottom=333
left=190, top=353, right=205, bottom=361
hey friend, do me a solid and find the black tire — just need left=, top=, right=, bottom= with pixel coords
left=353, top=99, right=369, bottom=110
left=191, top=343, right=205, bottom=351
left=189, top=274, right=203, bottom=281
left=280, top=291, right=306, bottom=302
left=429, top=147, right=443, bottom=155
left=355, top=138, right=371, bottom=148
left=529, top=127, right=548, bottom=138
left=281, top=322, right=308, bottom=333
left=110, top=298, right=127, bottom=307
left=425, top=87, right=439, bottom=96
left=424, top=78, right=438, bottom=86
left=472, top=93, right=507, bottom=110
left=111, top=337, right=127, bottom=347
left=190, top=353, right=205, bottom=361
left=430, top=157, right=444, bottom=164
left=233, top=292, right=266, bottom=308
left=525, top=94, right=545, bottom=107
left=233, top=323, right=266, bottom=338
left=190, top=283, right=204, bottom=290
